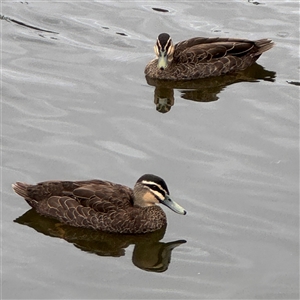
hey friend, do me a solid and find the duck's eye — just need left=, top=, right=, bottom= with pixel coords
left=148, top=185, right=165, bottom=197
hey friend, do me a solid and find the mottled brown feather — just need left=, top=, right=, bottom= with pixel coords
left=12, top=180, right=167, bottom=234
left=145, top=36, right=274, bottom=80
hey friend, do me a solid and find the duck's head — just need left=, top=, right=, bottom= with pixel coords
left=133, top=174, right=186, bottom=215
left=154, top=33, right=175, bottom=70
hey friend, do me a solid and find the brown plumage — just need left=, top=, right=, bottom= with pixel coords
left=145, top=33, right=274, bottom=80
left=12, top=174, right=186, bottom=234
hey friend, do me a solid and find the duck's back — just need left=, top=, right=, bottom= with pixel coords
left=12, top=180, right=167, bottom=234
left=145, top=36, right=273, bottom=80
left=14, top=180, right=132, bottom=208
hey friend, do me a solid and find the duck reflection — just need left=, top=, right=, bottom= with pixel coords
left=15, top=209, right=186, bottom=272
left=146, top=63, right=276, bottom=113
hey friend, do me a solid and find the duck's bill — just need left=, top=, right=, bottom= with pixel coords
left=157, top=53, right=168, bottom=70
left=161, top=195, right=187, bottom=215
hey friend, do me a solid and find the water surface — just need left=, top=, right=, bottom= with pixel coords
left=2, top=1, right=299, bottom=299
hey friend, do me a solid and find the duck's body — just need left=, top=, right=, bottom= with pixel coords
left=12, top=174, right=186, bottom=234
left=145, top=33, right=274, bottom=81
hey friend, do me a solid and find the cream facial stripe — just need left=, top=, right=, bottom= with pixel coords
left=156, top=38, right=162, bottom=50
left=164, top=37, right=172, bottom=52
left=157, top=37, right=172, bottom=52
left=142, top=180, right=168, bottom=201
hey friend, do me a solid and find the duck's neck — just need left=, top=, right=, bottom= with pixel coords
left=133, top=185, right=155, bottom=207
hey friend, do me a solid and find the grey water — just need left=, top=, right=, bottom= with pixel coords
left=2, top=1, right=299, bottom=299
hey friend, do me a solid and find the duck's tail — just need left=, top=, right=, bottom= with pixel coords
left=254, top=39, right=274, bottom=56
left=12, top=182, right=38, bottom=208
left=12, top=182, right=30, bottom=198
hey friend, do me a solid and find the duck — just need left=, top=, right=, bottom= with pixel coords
left=12, top=174, right=186, bottom=234
left=144, top=33, right=274, bottom=81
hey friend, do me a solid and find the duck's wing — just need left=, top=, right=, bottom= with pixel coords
left=173, top=37, right=257, bottom=64
left=13, top=180, right=134, bottom=212
left=13, top=180, right=135, bottom=231
left=72, top=183, right=134, bottom=212
left=13, top=181, right=166, bottom=233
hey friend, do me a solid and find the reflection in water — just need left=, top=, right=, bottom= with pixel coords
left=287, top=80, right=300, bottom=86
left=152, top=7, right=169, bottom=13
left=15, top=209, right=186, bottom=272
left=1, top=14, right=59, bottom=34
left=146, top=63, right=276, bottom=113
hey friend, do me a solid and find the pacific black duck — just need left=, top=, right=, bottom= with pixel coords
left=12, top=174, right=186, bottom=234
left=145, top=33, right=274, bottom=80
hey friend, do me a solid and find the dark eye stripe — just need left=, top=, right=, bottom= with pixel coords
left=151, top=184, right=165, bottom=196
left=164, top=37, right=172, bottom=52
left=157, top=37, right=172, bottom=52
left=144, top=183, right=166, bottom=197
left=156, top=39, right=162, bottom=51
